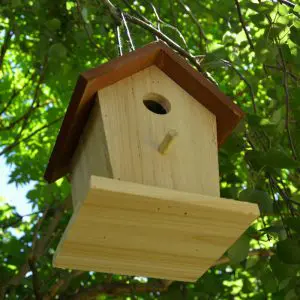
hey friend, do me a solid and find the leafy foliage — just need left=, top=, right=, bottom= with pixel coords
left=0, top=0, right=300, bottom=298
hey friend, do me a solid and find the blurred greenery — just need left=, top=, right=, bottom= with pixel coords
left=0, top=0, right=299, bottom=299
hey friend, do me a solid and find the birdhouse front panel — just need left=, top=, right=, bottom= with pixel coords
left=74, top=65, right=220, bottom=201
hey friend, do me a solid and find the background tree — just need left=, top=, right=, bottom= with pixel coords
left=0, top=0, right=300, bottom=298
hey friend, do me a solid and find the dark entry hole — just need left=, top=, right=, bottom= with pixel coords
left=143, top=93, right=171, bottom=115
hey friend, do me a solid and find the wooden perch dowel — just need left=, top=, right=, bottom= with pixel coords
left=158, top=130, right=178, bottom=154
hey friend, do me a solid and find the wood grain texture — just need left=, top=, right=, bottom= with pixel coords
left=44, top=41, right=244, bottom=183
left=70, top=103, right=112, bottom=209
left=97, top=65, right=219, bottom=196
left=53, top=176, right=259, bottom=282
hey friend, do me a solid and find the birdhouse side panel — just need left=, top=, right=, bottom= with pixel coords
left=70, top=102, right=113, bottom=209
left=97, top=65, right=220, bottom=196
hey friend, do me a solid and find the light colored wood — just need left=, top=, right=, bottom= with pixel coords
left=54, top=176, right=259, bottom=282
left=71, top=65, right=219, bottom=210
left=70, top=103, right=112, bottom=209
left=158, top=129, right=178, bottom=154
left=94, top=65, right=219, bottom=197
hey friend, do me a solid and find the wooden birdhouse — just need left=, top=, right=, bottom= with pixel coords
left=45, top=41, right=259, bottom=282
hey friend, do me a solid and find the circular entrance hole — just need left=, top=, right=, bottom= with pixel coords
left=143, top=93, right=171, bottom=115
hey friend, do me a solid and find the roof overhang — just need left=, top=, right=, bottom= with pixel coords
left=45, top=41, right=244, bottom=183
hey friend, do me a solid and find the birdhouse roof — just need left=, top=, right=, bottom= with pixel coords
left=45, top=41, right=244, bottom=183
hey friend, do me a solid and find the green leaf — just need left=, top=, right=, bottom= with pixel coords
left=272, top=107, right=285, bottom=123
left=277, top=16, right=290, bottom=25
left=270, top=255, right=299, bottom=281
left=262, top=150, right=299, bottom=169
left=260, top=224, right=287, bottom=239
left=285, top=289, right=298, bottom=300
left=46, top=18, right=61, bottom=31
left=239, top=189, right=273, bottom=215
left=49, top=43, right=67, bottom=58
left=260, top=269, right=278, bottom=293
left=11, top=0, right=22, bottom=7
left=197, top=272, right=222, bottom=294
left=294, top=19, right=300, bottom=29
left=227, top=234, right=251, bottom=264
left=246, top=255, right=259, bottom=269
left=278, top=4, right=289, bottom=16
left=245, top=150, right=300, bottom=169
left=279, top=278, right=292, bottom=290
left=285, top=217, right=300, bottom=233
left=277, top=239, right=300, bottom=264
left=292, top=195, right=300, bottom=204
left=247, top=1, right=274, bottom=13
left=290, top=27, right=300, bottom=45
left=294, top=5, right=300, bottom=13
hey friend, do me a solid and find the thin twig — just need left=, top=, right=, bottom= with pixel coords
left=278, top=45, right=298, bottom=160
left=269, top=174, right=296, bottom=216
left=75, top=0, right=106, bottom=55
left=257, top=0, right=298, bottom=160
left=45, top=271, right=84, bottom=300
left=0, top=71, right=36, bottom=117
left=99, top=0, right=204, bottom=72
left=121, top=12, right=135, bottom=51
left=1, top=211, right=40, bottom=230
left=4, top=201, right=68, bottom=295
left=120, top=0, right=150, bottom=23
left=234, top=0, right=254, bottom=51
left=279, top=0, right=295, bottom=8
left=27, top=209, right=49, bottom=300
left=145, top=0, right=188, bottom=49
left=0, top=100, right=53, bottom=131
left=268, top=175, right=292, bottom=238
left=101, top=0, right=122, bottom=25
left=9, top=55, right=48, bottom=148
left=264, top=64, right=299, bottom=82
left=0, top=116, right=62, bottom=156
left=116, top=25, right=123, bottom=55
left=0, top=21, right=14, bottom=71
left=221, top=59, right=257, bottom=113
left=124, top=12, right=204, bottom=72
left=177, top=0, right=208, bottom=45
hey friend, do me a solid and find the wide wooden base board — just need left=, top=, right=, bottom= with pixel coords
left=53, top=176, right=259, bottom=282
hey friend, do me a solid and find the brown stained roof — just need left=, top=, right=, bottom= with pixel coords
left=44, top=41, right=244, bottom=183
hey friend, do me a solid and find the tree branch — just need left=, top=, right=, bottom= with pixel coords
left=27, top=258, right=42, bottom=300
left=278, top=45, right=298, bottom=160
left=124, top=12, right=204, bottom=72
left=0, top=99, right=53, bottom=131
left=214, top=248, right=275, bottom=266
left=75, top=0, right=107, bottom=56
left=101, top=0, right=122, bottom=25
left=0, top=70, right=36, bottom=117
left=0, top=116, right=62, bottom=156
left=3, top=201, right=68, bottom=296
left=177, top=0, right=208, bottom=46
left=234, top=0, right=254, bottom=51
left=120, top=0, right=150, bottom=23
left=98, top=0, right=204, bottom=73
left=221, top=59, right=257, bottom=113
left=45, top=271, right=84, bottom=300
left=0, top=23, right=13, bottom=71
left=144, top=0, right=188, bottom=49
left=279, top=0, right=295, bottom=8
